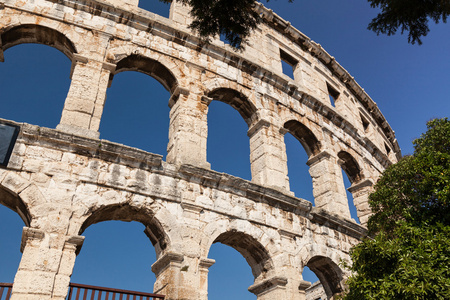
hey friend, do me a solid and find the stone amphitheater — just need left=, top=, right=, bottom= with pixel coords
left=0, top=0, right=400, bottom=299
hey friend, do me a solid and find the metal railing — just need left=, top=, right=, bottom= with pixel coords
left=0, top=283, right=164, bottom=300
left=67, top=283, right=165, bottom=300
left=0, top=283, right=12, bottom=300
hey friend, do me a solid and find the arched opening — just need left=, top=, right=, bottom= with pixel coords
left=338, top=151, right=363, bottom=222
left=101, top=55, right=175, bottom=156
left=207, top=88, right=257, bottom=127
left=100, top=71, right=170, bottom=157
left=305, top=256, right=345, bottom=300
left=138, top=0, right=171, bottom=18
left=283, top=120, right=321, bottom=202
left=207, top=88, right=256, bottom=180
left=71, top=220, right=158, bottom=292
left=303, top=266, right=323, bottom=300
left=284, top=120, right=321, bottom=157
left=1, top=24, right=76, bottom=59
left=207, top=100, right=251, bottom=180
left=0, top=187, right=30, bottom=283
left=72, top=204, right=169, bottom=293
left=208, top=243, right=256, bottom=300
left=0, top=40, right=71, bottom=127
left=284, top=132, right=314, bottom=202
left=207, top=230, right=273, bottom=299
left=341, top=169, right=359, bottom=222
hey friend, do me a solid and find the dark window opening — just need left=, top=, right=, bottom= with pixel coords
left=280, top=49, right=297, bottom=80
left=327, top=83, right=339, bottom=107
left=385, top=143, right=391, bottom=155
left=360, top=114, right=370, bottom=132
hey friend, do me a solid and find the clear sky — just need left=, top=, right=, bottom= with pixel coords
left=0, top=0, right=449, bottom=299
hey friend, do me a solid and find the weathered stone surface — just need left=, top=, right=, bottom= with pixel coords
left=0, top=0, right=400, bottom=299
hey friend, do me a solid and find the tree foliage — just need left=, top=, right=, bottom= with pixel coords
left=160, top=0, right=292, bottom=49
left=343, top=118, right=450, bottom=300
left=367, top=0, right=450, bottom=45
left=368, top=118, right=450, bottom=235
left=158, top=1, right=448, bottom=47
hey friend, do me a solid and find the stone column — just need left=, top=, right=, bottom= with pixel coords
left=52, top=235, right=85, bottom=300
left=166, top=90, right=210, bottom=169
left=57, top=54, right=116, bottom=139
left=169, top=0, right=192, bottom=27
left=307, top=151, right=350, bottom=218
left=198, top=258, right=215, bottom=300
left=248, top=276, right=290, bottom=300
left=348, top=179, right=374, bottom=226
left=152, top=252, right=213, bottom=300
left=11, top=228, right=83, bottom=300
left=248, top=120, right=290, bottom=192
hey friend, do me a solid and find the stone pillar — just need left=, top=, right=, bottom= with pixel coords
left=248, top=276, right=290, bottom=300
left=348, top=179, right=374, bottom=226
left=198, top=258, right=215, bottom=300
left=52, top=235, right=85, bottom=300
left=152, top=252, right=213, bottom=300
left=307, top=151, right=350, bottom=218
left=248, top=120, right=290, bottom=192
left=298, top=280, right=313, bottom=300
left=167, top=90, right=210, bottom=169
left=11, top=228, right=83, bottom=300
left=169, top=0, right=192, bottom=27
left=57, top=54, right=116, bottom=139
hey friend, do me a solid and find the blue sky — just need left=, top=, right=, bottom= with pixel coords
left=0, top=0, right=449, bottom=299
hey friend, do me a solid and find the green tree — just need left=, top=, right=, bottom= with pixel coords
left=368, top=0, right=450, bottom=45
left=343, top=118, right=450, bottom=300
left=159, top=0, right=292, bottom=49
left=160, top=1, right=448, bottom=47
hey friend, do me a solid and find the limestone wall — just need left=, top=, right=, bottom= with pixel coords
left=0, top=0, right=400, bottom=299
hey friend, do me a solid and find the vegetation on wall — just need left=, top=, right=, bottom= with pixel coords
left=342, top=118, right=450, bottom=299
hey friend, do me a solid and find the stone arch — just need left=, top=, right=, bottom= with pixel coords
left=202, top=219, right=276, bottom=281
left=0, top=24, right=77, bottom=60
left=338, top=151, right=363, bottom=183
left=113, top=54, right=178, bottom=94
left=207, top=87, right=257, bottom=127
left=77, top=201, right=175, bottom=259
left=0, top=185, right=30, bottom=227
left=306, top=256, right=345, bottom=299
left=0, top=172, right=49, bottom=226
left=299, top=244, right=348, bottom=299
left=283, top=120, right=321, bottom=157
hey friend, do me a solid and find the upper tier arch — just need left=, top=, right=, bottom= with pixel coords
left=0, top=24, right=77, bottom=60
left=114, top=54, right=178, bottom=94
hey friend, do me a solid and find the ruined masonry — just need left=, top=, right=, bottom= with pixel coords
left=0, top=0, right=400, bottom=299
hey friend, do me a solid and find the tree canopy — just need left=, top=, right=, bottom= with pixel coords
left=368, top=0, right=450, bottom=45
left=343, top=118, right=450, bottom=300
left=160, top=0, right=448, bottom=47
